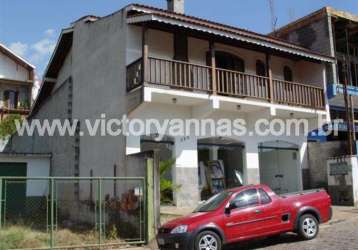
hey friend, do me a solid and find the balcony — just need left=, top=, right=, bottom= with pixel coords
left=127, top=57, right=325, bottom=110
left=0, top=100, right=31, bottom=116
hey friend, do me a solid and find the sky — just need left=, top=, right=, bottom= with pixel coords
left=1, top=0, right=358, bottom=89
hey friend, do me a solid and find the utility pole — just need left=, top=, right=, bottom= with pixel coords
left=268, top=0, right=278, bottom=32
left=343, top=26, right=355, bottom=155
left=351, top=95, right=356, bottom=143
left=343, top=57, right=353, bottom=155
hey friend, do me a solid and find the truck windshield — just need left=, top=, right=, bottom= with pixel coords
left=194, top=191, right=233, bottom=212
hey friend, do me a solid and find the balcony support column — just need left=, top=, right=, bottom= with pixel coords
left=266, top=53, right=273, bottom=103
left=142, top=25, right=149, bottom=83
left=210, top=41, right=217, bottom=95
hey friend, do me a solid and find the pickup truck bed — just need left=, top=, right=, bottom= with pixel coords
left=280, top=189, right=324, bottom=198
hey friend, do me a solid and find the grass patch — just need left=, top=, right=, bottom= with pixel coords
left=0, top=226, right=48, bottom=249
left=0, top=226, right=99, bottom=249
left=0, top=224, right=134, bottom=249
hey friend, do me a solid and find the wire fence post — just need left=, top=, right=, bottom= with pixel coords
left=98, top=178, right=103, bottom=246
left=50, top=178, right=55, bottom=248
left=0, top=178, right=2, bottom=229
left=146, top=158, right=154, bottom=242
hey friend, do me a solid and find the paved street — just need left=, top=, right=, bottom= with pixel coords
left=129, top=206, right=358, bottom=250
left=226, top=206, right=358, bottom=250
left=225, top=215, right=358, bottom=250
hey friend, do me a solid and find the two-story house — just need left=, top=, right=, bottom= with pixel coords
left=0, top=43, right=33, bottom=120
left=5, top=1, right=334, bottom=208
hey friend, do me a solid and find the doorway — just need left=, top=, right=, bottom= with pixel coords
left=198, top=137, right=245, bottom=200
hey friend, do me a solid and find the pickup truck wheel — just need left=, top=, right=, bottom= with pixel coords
left=298, top=214, right=319, bottom=240
left=195, top=230, right=222, bottom=250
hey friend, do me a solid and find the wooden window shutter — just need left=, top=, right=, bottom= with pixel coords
left=174, top=32, right=188, bottom=61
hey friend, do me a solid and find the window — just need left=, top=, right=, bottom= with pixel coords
left=214, top=51, right=245, bottom=72
left=256, top=60, right=266, bottom=76
left=283, top=66, right=293, bottom=82
left=195, top=191, right=233, bottom=212
left=3, top=90, right=18, bottom=109
left=231, top=189, right=259, bottom=209
left=259, top=189, right=272, bottom=205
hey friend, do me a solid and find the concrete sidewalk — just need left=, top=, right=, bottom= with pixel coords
left=326, top=206, right=358, bottom=224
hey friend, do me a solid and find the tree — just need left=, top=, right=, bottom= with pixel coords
left=0, top=114, right=22, bottom=139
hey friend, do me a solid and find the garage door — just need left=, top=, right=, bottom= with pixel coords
left=0, top=162, right=27, bottom=217
left=259, top=142, right=300, bottom=194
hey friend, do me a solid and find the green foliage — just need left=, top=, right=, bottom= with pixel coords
left=18, top=101, right=30, bottom=110
left=0, top=114, right=22, bottom=139
left=0, top=226, right=99, bottom=249
left=0, top=226, right=48, bottom=249
left=160, top=159, right=180, bottom=205
left=107, top=225, right=118, bottom=240
left=160, top=159, right=175, bottom=176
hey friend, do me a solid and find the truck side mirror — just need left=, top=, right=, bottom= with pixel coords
left=225, top=202, right=236, bottom=215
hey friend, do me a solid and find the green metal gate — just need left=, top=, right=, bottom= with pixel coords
left=0, top=163, right=27, bottom=220
left=0, top=176, right=148, bottom=249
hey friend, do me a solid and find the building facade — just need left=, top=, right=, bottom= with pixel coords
left=5, top=1, right=334, bottom=207
left=0, top=43, right=33, bottom=120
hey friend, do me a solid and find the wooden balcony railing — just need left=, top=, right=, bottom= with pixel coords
left=216, top=68, right=269, bottom=100
left=126, top=57, right=326, bottom=109
left=272, top=79, right=325, bottom=109
left=147, top=57, right=212, bottom=92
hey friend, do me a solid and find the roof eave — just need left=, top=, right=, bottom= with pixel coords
left=29, top=27, right=73, bottom=118
left=0, top=43, right=36, bottom=70
left=127, top=13, right=335, bottom=64
left=42, top=27, right=74, bottom=79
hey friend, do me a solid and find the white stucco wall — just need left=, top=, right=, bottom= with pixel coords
left=0, top=156, right=51, bottom=196
left=126, top=27, right=174, bottom=65
left=188, top=37, right=209, bottom=65
left=0, top=51, right=29, bottom=81
left=296, top=60, right=325, bottom=87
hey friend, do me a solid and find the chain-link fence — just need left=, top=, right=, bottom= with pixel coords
left=0, top=177, right=146, bottom=249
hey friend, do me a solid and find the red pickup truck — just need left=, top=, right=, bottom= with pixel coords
left=157, top=184, right=332, bottom=250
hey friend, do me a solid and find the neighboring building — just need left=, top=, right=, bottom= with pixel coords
left=5, top=1, right=334, bottom=207
left=0, top=43, right=50, bottom=201
left=272, top=7, right=358, bottom=143
left=0, top=43, right=34, bottom=120
left=272, top=7, right=358, bottom=205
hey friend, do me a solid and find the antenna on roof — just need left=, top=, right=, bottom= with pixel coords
left=268, top=0, right=278, bottom=32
